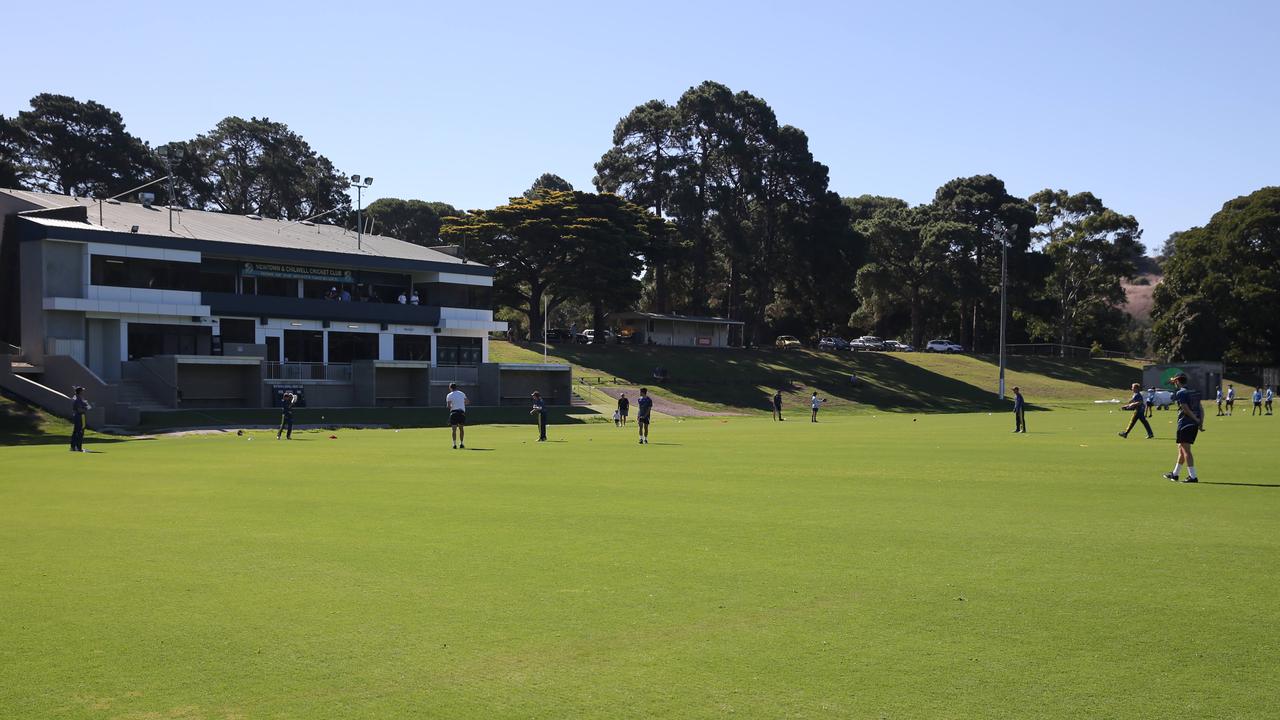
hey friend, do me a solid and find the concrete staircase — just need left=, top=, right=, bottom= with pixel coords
left=110, top=379, right=169, bottom=413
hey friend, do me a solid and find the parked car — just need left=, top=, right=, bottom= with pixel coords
left=540, top=328, right=568, bottom=342
left=818, top=337, right=850, bottom=351
left=577, top=329, right=615, bottom=344
left=851, top=336, right=887, bottom=351
left=925, top=339, right=965, bottom=353
left=775, top=335, right=802, bottom=350
left=883, top=340, right=915, bottom=352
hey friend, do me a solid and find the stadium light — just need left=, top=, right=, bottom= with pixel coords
left=155, top=143, right=186, bottom=232
left=996, top=222, right=1017, bottom=400
left=349, top=174, right=374, bottom=250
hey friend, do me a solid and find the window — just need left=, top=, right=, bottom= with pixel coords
left=283, top=330, right=324, bottom=363
left=394, top=334, right=430, bottom=361
left=437, top=336, right=481, bottom=366
left=327, top=331, right=379, bottom=363
left=127, top=323, right=212, bottom=359
left=91, top=255, right=199, bottom=291
left=255, top=277, right=296, bottom=297
left=219, top=318, right=255, bottom=344
left=421, top=283, right=492, bottom=310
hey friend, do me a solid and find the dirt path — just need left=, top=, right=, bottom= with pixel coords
left=591, top=386, right=742, bottom=417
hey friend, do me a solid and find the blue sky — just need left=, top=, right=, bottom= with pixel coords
left=4, top=0, right=1277, bottom=254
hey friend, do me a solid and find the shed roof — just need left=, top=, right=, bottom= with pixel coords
left=611, top=311, right=745, bottom=325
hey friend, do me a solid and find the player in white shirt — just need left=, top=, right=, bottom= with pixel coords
left=445, top=382, right=467, bottom=449
left=810, top=391, right=825, bottom=423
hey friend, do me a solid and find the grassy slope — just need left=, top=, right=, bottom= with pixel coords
left=491, top=341, right=1147, bottom=414
left=2, top=412, right=1277, bottom=718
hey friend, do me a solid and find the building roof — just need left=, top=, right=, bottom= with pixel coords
left=0, top=188, right=477, bottom=268
left=611, top=311, right=745, bottom=325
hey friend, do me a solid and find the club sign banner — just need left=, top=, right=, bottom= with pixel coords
left=243, top=262, right=353, bottom=283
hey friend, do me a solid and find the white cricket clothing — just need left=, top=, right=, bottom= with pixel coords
left=446, top=390, right=467, bottom=411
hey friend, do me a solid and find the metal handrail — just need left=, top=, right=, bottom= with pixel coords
left=264, top=362, right=353, bottom=382
left=2, top=342, right=19, bottom=356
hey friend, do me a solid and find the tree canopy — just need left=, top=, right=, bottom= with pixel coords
left=440, top=190, right=658, bottom=341
left=1152, top=186, right=1280, bottom=364
left=363, top=198, right=462, bottom=246
left=6, top=94, right=159, bottom=197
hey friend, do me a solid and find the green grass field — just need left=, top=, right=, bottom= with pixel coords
left=4, top=406, right=1278, bottom=718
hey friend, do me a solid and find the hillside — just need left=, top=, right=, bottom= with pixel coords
left=0, top=391, right=74, bottom=444
left=491, top=341, right=1147, bottom=415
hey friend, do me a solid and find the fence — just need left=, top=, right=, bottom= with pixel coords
left=1005, top=343, right=1149, bottom=361
left=264, top=362, right=353, bottom=382
left=431, top=365, right=479, bottom=385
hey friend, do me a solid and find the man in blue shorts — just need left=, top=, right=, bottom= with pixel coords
left=1012, top=386, right=1026, bottom=433
left=1252, top=387, right=1263, bottom=416
left=1163, top=373, right=1204, bottom=483
left=636, top=387, right=653, bottom=444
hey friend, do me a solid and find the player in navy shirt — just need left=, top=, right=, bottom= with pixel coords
left=1118, top=382, right=1154, bottom=439
left=1012, top=386, right=1026, bottom=433
left=1163, top=373, right=1204, bottom=483
left=70, top=386, right=89, bottom=452
left=530, top=391, right=548, bottom=441
left=636, top=387, right=653, bottom=444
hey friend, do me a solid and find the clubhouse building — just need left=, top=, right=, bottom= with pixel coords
left=0, top=188, right=569, bottom=426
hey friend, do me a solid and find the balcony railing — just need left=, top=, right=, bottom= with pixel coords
left=431, top=365, right=478, bottom=385
left=265, top=362, right=353, bottom=382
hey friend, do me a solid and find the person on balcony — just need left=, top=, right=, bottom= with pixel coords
left=397, top=291, right=407, bottom=304
left=410, top=290, right=420, bottom=305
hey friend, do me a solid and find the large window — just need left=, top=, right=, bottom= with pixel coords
left=420, top=283, right=492, bottom=310
left=394, top=334, right=430, bottom=361
left=327, top=331, right=379, bottom=363
left=219, top=318, right=256, bottom=344
left=255, top=277, right=297, bottom=297
left=283, top=330, right=324, bottom=363
left=198, top=258, right=237, bottom=293
left=91, top=255, right=199, bottom=291
left=127, top=323, right=212, bottom=359
left=437, top=336, right=481, bottom=366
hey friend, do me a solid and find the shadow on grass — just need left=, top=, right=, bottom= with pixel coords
left=547, top=344, right=1014, bottom=413
left=969, top=354, right=1142, bottom=390
left=1200, top=481, right=1280, bottom=488
left=137, top=406, right=598, bottom=432
left=1, top=393, right=143, bottom=446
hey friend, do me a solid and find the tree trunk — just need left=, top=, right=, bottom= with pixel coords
left=910, top=286, right=924, bottom=349
left=591, top=300, right=606, bottom=345
left=654, top=260, right=669, bottom=314
left=526, top=285, right=544, bottom=342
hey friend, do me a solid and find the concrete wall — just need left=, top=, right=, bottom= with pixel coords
left=176, top=363, right=261, bottom=408
left=43, top=240, right=84, bottom=298
left=1142, top=362, right=1224, bottom=400
left=497, top=368, right=572, bottom=405
left=19, top=239, right=44, bottom=362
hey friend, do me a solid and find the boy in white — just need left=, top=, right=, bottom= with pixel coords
left=445, top=382, right=467, bottom=449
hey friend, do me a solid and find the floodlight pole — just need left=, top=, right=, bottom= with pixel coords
left=543, top=294, right=549, bottom=364
left=998, top=223, right=1014, bottom=400
left=349, top=175, right=374, bottom=251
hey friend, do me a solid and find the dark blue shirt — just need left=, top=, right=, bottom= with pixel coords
left=1174, top=388, right=1202, bottom=430
left=1130, top=391, right=1145, bottom=412
left=1013, top=393, right=1024, bottom=411
left=637, top=395, right=653, bottom=417
left=72, top=397, right=88, bottom=418
left=532, top=397, right=545, bottom=414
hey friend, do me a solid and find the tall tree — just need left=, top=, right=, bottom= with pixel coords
left=181, top=116, right=348, bottom=220
left=440, top=190, right=653, bottom=341
left=363, top=198, right=462, bottom=246
left=0, top=114, right=25, bottom=188
left=523, top=173, right=574, bottom=198
left=1152, top=187, right=1280, bottom=363
left=8, top=94, right=159, bottom=197
left=594, top=99, right=684, bottom=312
left=1028, top=189, right=1143, bottom=349
left=930, top=175, right=1036, bottom=351
left=853, top=207, right=959, bottom=348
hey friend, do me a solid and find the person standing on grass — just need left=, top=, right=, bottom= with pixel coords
left=617, top=393, right=629, bottom=426
left=636, top=387, right=653, bottom=444
left=1251, top=387, right=1263, bottom=416
left=1226, top=384, right=1235, bottom=415
left=69, top=386, right=89, bottom=452
left=1266, top=387, right=1274, bottom=415
left=277, top=391, right=296, bottom=440
left=1215, top=386, right=1224, bottom=416
left=772, top=390, right=784, bottom=421
left=1013, top=386, right=1027, bottom=433
left=1164, top=372, right=1204, bottom=483
left=530, top=391, right=548, bottom=441
left=446, top=382, right=467, bottom=449
left=1146, top=387, right=1156, bottom=417
left=1118, top=383, right=1154, bottom=439
left=810, top=391, right=825, bottom=422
